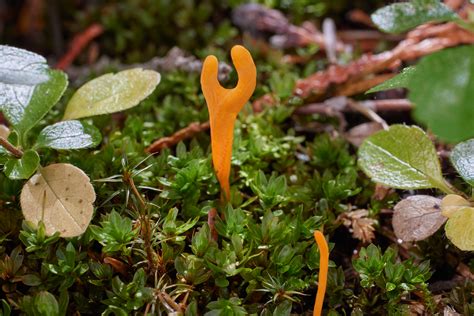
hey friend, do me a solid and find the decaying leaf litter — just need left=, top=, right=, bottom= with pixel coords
left=0, top=0, right=474, bottom=315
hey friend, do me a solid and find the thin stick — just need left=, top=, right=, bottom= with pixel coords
left=0, top=137, right=23, bottom=158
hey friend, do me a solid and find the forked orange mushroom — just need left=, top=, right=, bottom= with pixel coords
left=314, top=230, right=329, bottom=316
left=201, top=45, right=256, bottom=200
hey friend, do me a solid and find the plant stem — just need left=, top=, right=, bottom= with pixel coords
left=123, top=171, right=159, bottom=272
left=0, top=136, right=23, bottom=158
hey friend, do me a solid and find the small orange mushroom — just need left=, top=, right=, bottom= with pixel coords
left=201, top=45, right=256, bottom=200
left=313, top=230, right=329, bottom=316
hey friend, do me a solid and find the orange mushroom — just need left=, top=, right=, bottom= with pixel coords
left=201, top=45, right=256, bottom=200
left=313, top=230, right=329, bottom=316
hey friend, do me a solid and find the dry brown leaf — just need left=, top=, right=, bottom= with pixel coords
left=443, top=306, right=461, bottom=316
left=0, top=124, right=10, bottom=139
left=341, top=209, right=376, bottom=243
left=393, top=195, right=446, bottom=242
left=20, top=163, right=96, bottom=237
left=346, top=122, right=383, bottom=147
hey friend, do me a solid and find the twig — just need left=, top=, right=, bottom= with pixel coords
left=347, top=9, right=374, bottom=28
left=0, top=137, right=23, bottom=158
left=146, top=121, right=210, bottom=154
left=335, top=73, right=395, bottom=97
left=294, top=22, right=474, bottom=99
left=346, top=99, right=388, bottom=130
left=55, top=23, right=103, bottom=70
left=293, top=97, right=412, bottom=116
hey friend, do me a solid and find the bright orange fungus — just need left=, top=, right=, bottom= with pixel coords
left=314, top=230, right=329, bottom=316
left=201, top=45, right=256, bottom=200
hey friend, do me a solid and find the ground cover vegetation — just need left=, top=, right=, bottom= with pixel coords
left=0, top=0, right=473, bottom=315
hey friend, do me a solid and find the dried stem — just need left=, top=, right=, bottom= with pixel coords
left=146, top=121, right=210, bottom=154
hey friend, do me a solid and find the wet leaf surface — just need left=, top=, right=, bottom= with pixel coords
left=36, top=120, right=102, bottom=150
left=450, top=139, right=474, bottom=186
left=371, top=0, right=457, bottom=34
left=358, top=125, right=446, bottom=190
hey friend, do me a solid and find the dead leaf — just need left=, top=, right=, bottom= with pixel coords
left=372, top=183, right=393, bottom=201
left=20, top=163, right=96, bottom=237
left=341, top=209, right=376, bottom=243
left=443, top=306, right=461, bottom=316
left=346, top=122, right=383, bottom=147
left=392, top=195, right=446, bottom=242
left=0, top=125, right=10, bottom=139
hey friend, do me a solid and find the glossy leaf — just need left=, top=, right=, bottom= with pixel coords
left=0, top=46, right=68, bottom=136
left=450, top=139, right=474, bottom=186
left=366, top=66, right=416, bottom=94
left=20, top=163, right=96, bottom=237
left=371, top=0, right=457, bottom=34
left=445, top=207, right=474, bottom=251
left=63, top=68, right=160, bottom=120
left=392, top=195, right=446, bottom=241
left=4, top=150, right=40, bottom=180
left=36, top=120, right=102, bottom=150
left=410, top=45, right=474, bottom=142
left=358, top=125, right=448, bottom=191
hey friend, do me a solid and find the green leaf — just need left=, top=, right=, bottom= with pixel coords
left=366, top=66, right=416, bottom=93
left=63, top=68, right=160, bottom=120
left=410, top=46, right=474, bottom=142
left=445, top=207, right=474, bottom=251
left=371, top=0, right=457, bottom=34
left=0, top=46, right=68, bottom=136
left=33, top=291, right=59, bottom=316
left=450, top=139, right=474, bottom=186
left=358, top=125, right=450, bottom=191
left=36, top=120, right=102, bottom=150
left=4, top=150, right=40, bottom=180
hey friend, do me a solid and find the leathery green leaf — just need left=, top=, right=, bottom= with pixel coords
left=36, top=120, right=102, bottom=150
left=358, top=125, right=450, bottom=192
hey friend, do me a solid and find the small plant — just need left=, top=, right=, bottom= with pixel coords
left=0, top=45, right=160, bottom=237
left=353, top=244, right=433, bottom=313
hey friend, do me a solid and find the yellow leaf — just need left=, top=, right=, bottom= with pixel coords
left=445, top=207, right=474, bottom=251
left=441, top=194, right=471, bottom=218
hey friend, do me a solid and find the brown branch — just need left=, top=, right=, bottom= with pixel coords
left=146, top=121, right=210, bottom=154
left=293, top=23, right=474, bottom=99
left=294, top=98, right=412, bottom=116
left=55, top=23, right=103, bottom=70
left=335, top=73, right=395, bottom=97
left=0, top=137, right=23, bottom=158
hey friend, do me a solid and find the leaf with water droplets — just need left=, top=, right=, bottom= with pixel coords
left=392, top=195, right=445, bottom=242
left=366, top=66, right=416, bottom=94
left=4, top=150, right=40, bottom=180
left=0, top=46, right=68, bottom=135
left=371, top=0, right=457, bottom=34
left=36, top=120, right=101, bottom=150
left=358, top=125, right=448, bottom=191
left=63, top=68, right=160, bottom=120
left=20, top=163, right=96, bottom=237
left=450, top=139, right=474, bottom=186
